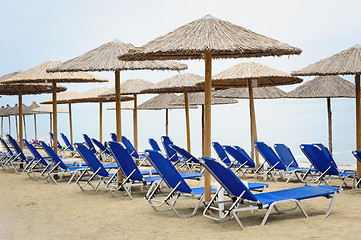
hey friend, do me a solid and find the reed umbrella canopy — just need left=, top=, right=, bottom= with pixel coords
left=214, top=86, right=287, bottom=99
left=292, top=44, right=361, bottom=176
left=0, top=60, right=107, bottom=153
left=288, top=75, right=355, bottom=155
left=171, top=91, right=238, bottom=105
left=119, top=14, right=302, bottom=201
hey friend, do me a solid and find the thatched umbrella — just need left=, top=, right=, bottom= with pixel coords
left=292, top=44, right=361, bottom=175
left=138, top=93, right=195, bottom=136
left=0, top=60, right=107, bottom=153
left=101, top=78, right=155, bottom=150
left=201, top=62, right=301, bottom=167
left=40, top=90, right=82, bottom=145
left=27, top=101, right=41, bottom=140
left=141, top=73, right=205, bottom=153
left=287, top=76, right=354, bottom=155
left=8, top=103, right=31, bottom=140
left=0, top=106, right=5, bottom=137
left=0, top=71, right=67, bottom=149
left=119, top=14, right=302, bottom=201
left=171, top=91, right=237, bottom=156
left=0, top=104, right=13, bottom=136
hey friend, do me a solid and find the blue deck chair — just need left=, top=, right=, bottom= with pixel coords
left=0, top=137, right=15, bottom=165
left=274, top=143, right=299, bottom=168
left=255, top=141, right=312, bottom=182
left=122, top=136, right=146, bottom=162
left=91, top=138, right=113, bottom=161
left=40, top=141, right=88, bottom=184
left=201, top=157, right=340, bottom=229
left=148, top=138, right=161, bottom=151
left=83, top=134, right=97, bottom=155
left=5, top=134, right=33, bottom=173
left=60, top=133, right=77, bottom=156
left=23, top=139, right=53, bottom=180
left=145, top=149, right=217, bottom=218
left=352, top=150, right=361, bottom=190
left=161, top=136, right=187, bottom=166
left=74, top=143, right=118, bottom=192
left=223, top=145, right=255, bottom=176
left=170, top=144, right=201, bottom=171
left=212, top=142, right=236, bottom=167
left=110, top=133, right=117, bottom=141
left=49, top=132, right=63, bottom=154
left=106, top=141, right=163, bottom=199
left=301, top=144, right=355, bottom=188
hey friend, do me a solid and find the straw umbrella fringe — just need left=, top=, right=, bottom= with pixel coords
left=0, top=60, right=107, bottom=153
left=119, top=14, right=302, bottom=202
left=199, top=62, right=301, bottom=167
left=292, top=44, right=361, bottom=176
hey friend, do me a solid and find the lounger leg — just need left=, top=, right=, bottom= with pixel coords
left=324, top=192, right=338, bottom=218
left=232, top=211, right=244, bottom=230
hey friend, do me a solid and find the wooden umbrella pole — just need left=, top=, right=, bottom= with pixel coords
left=52, top=81, right=58, bottom=154
left=15, top=115, right=18, bottom=141
left=34, top=114, right=37, bottom=140
left=18, top=86, right=23, bottom=150
left=133, top=94, right=138, bottom=151
left=184, top=89, right=191, bottom=153
left=204, top=50, right=212, bottom=203
left=165, top=109, right=169, bottom=136
left=99, top=100, right=103, bottom=143
left=202, top=105, right=205, bottom=156
left=248, top=80, right=259, bottom=168
left=49, top=113, right=52, bottom=134
left=1, top=117, right=3, bottom=138
left=356, top=74, right=361, bottom=176
left=115, top=70, right=123, bottom=181
left=68, top=103, right=73, bottom=146
left=23, top=115, right=27, bottom=140
left=8, top=116, right=11, bottom=136
left=327, top=97, right=333, bottom=155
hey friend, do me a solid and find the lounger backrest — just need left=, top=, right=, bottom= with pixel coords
left=254, top=142, right=287, bottom=170
left=274, top=143, right=299, bottom=168
left=300, top=144, right=339, bottom=175
left=108, top=141, right=143, bottom=181
left=7, top=135, right=26, bottom=160
left=122, top=136, right=140, bottom=158
left=23, top=139, right=48, bottom=166
left=83, top=134, right=96, bottom=154
left=161, top=136, right=179, bottom=162
left=0, top=137, right=12, bottom=153
left=145, top=149, right=192, bottom=193
left=110, top=133, right=117, bottom=141
left=212, top=142, right=231, bottom=164
left=353, top=150, right=361, bottom=163
left=91, top=138, right=111, bottom=154
left=201, top=157, right=257, bottom=201
left=60, top=133, right=74, bottom=151
left=224, top=145, right=255, bottom=168
left=75, top=143, right=109, bottom=177
left=313, top=143, right=339, bottom=171
left=170, top=144, right=199, bottom=163
left=40, top=141, right=68, bottom=170
left=49, top=132, right=62, bottom=149
left=148, top=138, right=161, bottom=151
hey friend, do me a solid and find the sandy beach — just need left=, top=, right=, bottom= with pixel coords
left=0, top=168, right=360, bottom=240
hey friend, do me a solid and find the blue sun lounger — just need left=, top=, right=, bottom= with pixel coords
left=106, top=141, right=163, bottom=199
left=74, top=143, right=118, bottom=192
left=161, top=136, right=186, bottom=165
left=212, top=142, right=233, bottom=166
left=0, top=137, right=16, bottom=167
left=83, top=134, right=98, bottom=155
left=23, top=139, right=53, bottom=179
left=91, top=138, right=113, bottom=161
left=145, top=149, right=217, bottom=218
left=301, top=144, right=355, bottom=188
left=49, top=132, right=64, bottom=154
left=122, top=136, right=146, bottom=162
left=40, top=141, right=88, bottom=184
left=5, top=135, right=33, bottom=173
left=60, top=133, right=77, bottom=156
left=148, top=138, right=161, bottom=151
left=255, top=142, right=311, bottom=182
left=110, top=133, right=117, bottom=141
left=201, top=157, right=340, bottom=229
left=352, top=150, right=361, bottom=190
left=169, top=144, right=201, bottom=171
left=223, top=145, right=255, bottom=176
